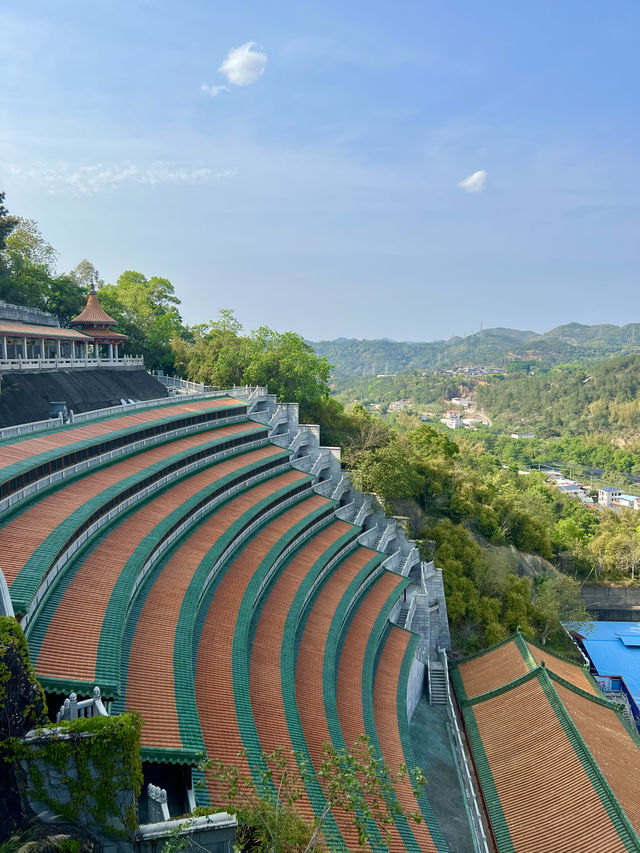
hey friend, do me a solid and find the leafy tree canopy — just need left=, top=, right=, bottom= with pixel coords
left=69, top=259, right=104, bottom=290
left=203, top=735, right=425, bottom=852
left=99, top=270, right=183, bottom=371
left=172, top=310, right=331, bottom=420
left=0, top=217, right=86, bottom=322
left=0, top=191, right=19, bottom=280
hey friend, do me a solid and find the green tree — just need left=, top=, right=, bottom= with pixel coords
left=4, top=219, right=58, bottom=271
left=407, top=424, right=459, bottom=461
left=68, top=259, right=104, bottom=290
left=349, top=438, right=424, bottom=504
left=0, top=192, right=19, bottom=281
left=243, top=327, right=332, bottom=419
left=0, top=219, right=85, bottom=320
left=99, top=271, right=183, bottom=371
left=534, top=574, right=592, bottom=645
left=203, top=736, right=425, bottom=852
left=172, top=312, right=332, bottom=419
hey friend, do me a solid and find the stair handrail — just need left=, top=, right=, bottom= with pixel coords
left=404, top=595, right=417, bottom=631
left=440, top=648, right=490, bottom=853
left=354, top=499, right=373, bottom=527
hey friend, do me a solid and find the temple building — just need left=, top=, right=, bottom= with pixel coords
left=70, top=285, right=128, bottom=359
left=0, top=300, right=92, bottom=360
left=0, top=290, right=132, bottom=367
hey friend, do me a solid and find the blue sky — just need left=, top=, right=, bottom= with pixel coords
left=1, top=1, right=638, bottom=341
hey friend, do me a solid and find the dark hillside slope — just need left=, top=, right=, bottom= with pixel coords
left=0, top=369, right=167, bottom=427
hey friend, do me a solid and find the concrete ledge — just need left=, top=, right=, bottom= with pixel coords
left=137, top=812, right=237, bottom=840
left=137, top=813, right=236, bottom=853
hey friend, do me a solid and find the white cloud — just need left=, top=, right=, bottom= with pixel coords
left=219, top=41, right=267, bottom=86
left=457, top=169, right=487, bottom=193
left=200, top=83, right=230, bottom=98
left=6, top=162, right=234, bottom=194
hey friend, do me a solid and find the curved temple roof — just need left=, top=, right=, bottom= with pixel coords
left=452, top=633, right=640, bottom=852
left=71, top=289, right=119, bottom=327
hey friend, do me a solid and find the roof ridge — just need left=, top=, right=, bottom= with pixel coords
left=514, top=630, right=537, bottom=669
left=71, top=291, right=119, bottom=327
left=537, top=667, right=640, bottom=852
left=547, top=668, right=618, bottom=708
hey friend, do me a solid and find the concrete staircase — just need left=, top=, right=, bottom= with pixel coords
left=428, top=661, right=448, bottom=705
left=396, top=602, right=410, bottom=628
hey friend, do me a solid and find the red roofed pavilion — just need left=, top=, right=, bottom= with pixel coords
left=71, top=285, right=128, bottom=360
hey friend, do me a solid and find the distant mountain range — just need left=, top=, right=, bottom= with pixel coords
left=311, top=322, right=640, bottom=376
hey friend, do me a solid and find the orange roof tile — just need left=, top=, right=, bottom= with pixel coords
left=127, top=469, right=309, bottom=751
left=470, top=674, right=630, bottom=853
left=249, top=522, right=351, bottom=824
left=196, top=495, right=329, bottom=785
left=374, top=627, right=441, bottom=853
left=525, top=640, right=597, bottom=696
left=0, top=421, right=257, bottom=587
left=0, top=321, right=90, bottom=340
left=457, top=639, right=530, bottom=700
left=0, top=397, right=237, bottom=469
left=555, top=681, right=640, bottom=836
left=34, top=446, right=288, bottom=689
left=71, top=291, right=119, bottom=326
left=295, top=547, right=381, bottom=850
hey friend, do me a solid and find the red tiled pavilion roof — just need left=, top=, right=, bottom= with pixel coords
left=71, top=290, right=119, bottom=327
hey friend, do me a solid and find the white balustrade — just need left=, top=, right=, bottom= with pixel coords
left=0, top=356, right=144, bottom=371
left=440, top=650, right=490, bottom=852
left=354, top=500, right=373, bottom=527
left=56, top=686, right=108, bottom=722
left=313, top=479, right=334, bottom=497
left=334, top=500, right=355, bottom=521
left=401, top=547, right=420, bottom=577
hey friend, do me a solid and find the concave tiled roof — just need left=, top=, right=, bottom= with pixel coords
left=452, top=633, right=640, bottom=852
left=70, top=291, right=119, bottom=326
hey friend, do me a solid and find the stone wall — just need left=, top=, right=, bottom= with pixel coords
left=20, top=728, right=136, bottom=853
left=0, top=301, right=60, bottom=327
left=581, top=585, right=640, bottom=621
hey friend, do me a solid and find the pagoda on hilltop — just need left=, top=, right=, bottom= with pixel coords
left=70, top=284, right=128, bottom=360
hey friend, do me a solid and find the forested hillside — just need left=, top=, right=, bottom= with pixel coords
left=475, top=354, right=640, bottom=438
left=313, top=323, right=640, bottom=375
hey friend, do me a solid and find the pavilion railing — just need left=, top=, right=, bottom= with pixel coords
left=0, top=356, right=144, bottom=371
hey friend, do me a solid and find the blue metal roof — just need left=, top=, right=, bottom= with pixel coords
left=568, top=621, right=640, bottom=707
